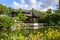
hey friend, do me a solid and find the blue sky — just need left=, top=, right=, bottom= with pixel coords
left=0, top=0, right=58, bottom=11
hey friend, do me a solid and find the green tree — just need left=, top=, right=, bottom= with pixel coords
left=50, top=13, right=60, bottom=25
left=46, top=9, right=52, bottom=14
left=17, top=9, right=26, bottom=21
left=0, top=4, right=10, bottom=14
left=0, top=15, right=15, bottom=29
left=8, top=7, right=14, bottom=13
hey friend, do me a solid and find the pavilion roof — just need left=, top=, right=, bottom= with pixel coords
left=27, top=12, right=40, bottom=18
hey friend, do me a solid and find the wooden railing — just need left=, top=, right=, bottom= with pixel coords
left=22, top=23, right=47, bottom=29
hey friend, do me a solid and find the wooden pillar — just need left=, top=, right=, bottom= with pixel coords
left=32, top=17, right=34, bottom=23
left=29, top=17, right=33, bottom=23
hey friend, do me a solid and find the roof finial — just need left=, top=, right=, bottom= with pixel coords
left=32, top=8, right=34, bottom=11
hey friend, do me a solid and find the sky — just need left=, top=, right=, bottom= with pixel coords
left=0, top=0, right=59, bottom=11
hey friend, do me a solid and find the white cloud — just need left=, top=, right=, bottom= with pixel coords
left=12, top=1, right=30, bottom=10
left=12, top=0, right=58, bottom=11
left=40, top=6, right=53, bottom=12
left=43, top=0, right=58, bottom=7
left=12, top=1, right=20, bottom=9
left=29, top=0, right=36, bottom=4
left=20, top=0, right=25, bottom=3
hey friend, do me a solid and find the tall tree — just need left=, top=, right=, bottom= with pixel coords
left=17, top=9, right=26, bottom=21
left=0, top=4, right=10, bottom=14
left=46, top=9, right=52, bottom=14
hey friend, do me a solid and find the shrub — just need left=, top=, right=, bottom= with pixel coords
left=0, top=15, right=15, bottom=29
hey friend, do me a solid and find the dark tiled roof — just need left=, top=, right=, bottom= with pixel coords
left=32, top=12, right=40, bottom=17
left=22, top=10, right=31, bottom=14
left=27, top=12, right=40, bottom=18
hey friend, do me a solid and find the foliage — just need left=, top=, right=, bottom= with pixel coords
left=13, top=17, right=20, bottom=21
left=17, top=9, right=26, bottom=21
left=46, top=9, right=52, bottom=14
left=0, top=4, right=10, bottom=14
left=8, top=7, right=14, bottom=14
left=0, top=27, right=60, bottom=40
left=0, top=15, right=15, bottom=29
left=50, top=13, right=60, bottom=25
